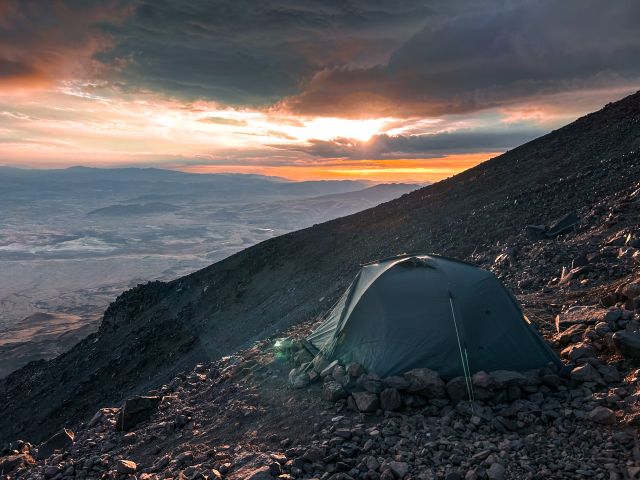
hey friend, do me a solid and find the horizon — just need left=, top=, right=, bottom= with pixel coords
left=1, top=1, right=640, bottom=182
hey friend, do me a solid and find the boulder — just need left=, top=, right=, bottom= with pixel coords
left=599, top=365, right=621, bottom=383
left=446, top=377, right=469, bottom=403
left=471, top=371, right=495, bottom=389
left=116, top=396, right=163, bottom=431
left=345, top=362, right=365, bottom=377
left=402, top=393, right=429, bottom=408
left=561, top=343, right=596, bottom=361
left=36, top=428, right=74, bottom=460
left=622, top=281, right=640, bottom=300
left=404, top=368, right=446, bottom=398
left=0, top=453, right=35, bottom=474
left=116, top=460, right=137, bottom=474
left=554, top=323, right=587, bottom=346
left=613, top=330, right=640, bottom=358
left=322, top=380, right=347, bottom=402
left=489, top=370, right=527, bottom=389
left=587, top=406, right=616, bottom=425
left=320, top=360, right=340, bottom=377
left=380, top=388, right=402, bottom=411
left=288, top=367, right=310, bottom=388
left=386, top=460, right=409, bottom=478
left=570, top=363, right=604, bottom=384
left=382, top=375, right=411, bottom=390
left=352, top=391, right=380, bottom=412
left=487, top=463, right=505, bottom=480
left=357, top=373, right=383, bottom=393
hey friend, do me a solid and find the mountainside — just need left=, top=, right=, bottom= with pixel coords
left=2, top=91, right=640, bottom=446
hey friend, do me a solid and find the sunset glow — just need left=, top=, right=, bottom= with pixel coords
left=1, top=1, right=639, bottom=181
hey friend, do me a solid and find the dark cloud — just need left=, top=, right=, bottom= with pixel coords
left=0, top=1, right=132, bottom=88
left=281, top=0, right=640, bottom=117
left=99, top=0, right=434, bottom=105
left=281, top=127, right=547, bottom=159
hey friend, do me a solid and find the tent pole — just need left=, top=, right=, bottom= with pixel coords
left=449, top=292, right=474, bottom=411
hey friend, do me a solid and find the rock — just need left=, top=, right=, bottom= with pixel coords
left=380, top=388, right=402, bottom=411
left=555, top=323, right=588, bottom=345
left=320, top=360, right=340, bottom=377
left=0, top=453, right=35, bottom=474
left=383, top=375, right=411, bottom=390
left=599, top=365, right=621, bottom=383
left=116, top=396, right=163, bottom=431
left=345, top=362, right=365, bottom=377
left=402, top=393, right=429, bottom=408
left=587, top=406, right=616, bottom=425
left=288, top=367, right=310, bottom=388
left=116, top=459, right=137, bottom=474
left=446, top=377, right=469, bottom=403
left=613, top=330, right=640, bottom=358
left=242, top=466, right=273, bottom=479
left=352, top=392, right=380, bottom=412
left=486, top=463, right=505, bottom=480
left=489, top=370, right=527, bottom=388
left=622, top=281, right=640, bottom=299
left=561, top=342, right=596, bottom=361
left=322, top=380, right=347, bottom=402
left=43, top=465, right=61, bottom=478
left=471, top=371, right=494, bottom=389
left=387, top=460, right=409, bottom=478
left=269, top=461, right=282, bottom=476
left=404, top=368, right=446, bottom=398
left=36, top=428, right=74, bottom=460
left=570, top=363, right=604, bottom=384
left=357, top=373, right=383, bottom=393
left=312, top=355, right=330, bottom=373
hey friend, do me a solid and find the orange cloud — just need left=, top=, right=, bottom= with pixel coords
left=0, top=1, right=132, bottom=91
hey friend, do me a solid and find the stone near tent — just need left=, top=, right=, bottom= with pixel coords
left=383, top=375, right=411, bottom=390
left=320, top=360, right=340, bottom=378
left=312, top=355, right=330, bottom=374
left=352, top=392, right=380, bottom=412
left=380, top=388, right=402, bottom=411
left=446, top=377, right=469, bottom=403
left=404, top=368, right=446, bottom=399
left=345, top=362, right=365, bottom=377
left=489, top=370, right=527, bottom=389
left=554, top=323, right=588, bottom=346
left=570, top=363, right=604, bottom=384
left=36, top=428, right=74, bottom=460
left=332, top=364, right=347, bottom=384
left=357, top=373, right=383, bottom=394
left=471, top=371, right=495, bottom=389
left=612, top=330, right=640, bottom=358
left=561, top=342, right=596, bottom=361
left=116, top=396, right=163, bottom=431
left=289, top=367, right=310, bottom=388
left=402, top=393, right=429, bottom=408
left=322, top=380, right=347, bottom=402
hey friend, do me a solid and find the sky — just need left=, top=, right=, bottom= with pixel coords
left=1, top=0, right=639, bottom=182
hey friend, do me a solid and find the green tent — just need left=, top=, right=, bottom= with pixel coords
left=307, top=254, right=560, bottom=378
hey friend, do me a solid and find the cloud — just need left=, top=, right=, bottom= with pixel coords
left=280, top=0, right=640, bottom=117
left=0, top=1, right=132, bottom=89
left=97, top=0, right=435, bottom=105
left=282, top=127, right=547, bottom=160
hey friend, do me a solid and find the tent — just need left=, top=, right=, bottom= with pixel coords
left=307, top=254, right=560, bottom=378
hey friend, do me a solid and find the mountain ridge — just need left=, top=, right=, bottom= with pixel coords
left=1, top=91, right=640, bottom=445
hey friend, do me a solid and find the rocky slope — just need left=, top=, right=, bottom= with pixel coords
left=2, top=91, right=640, bottom=453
